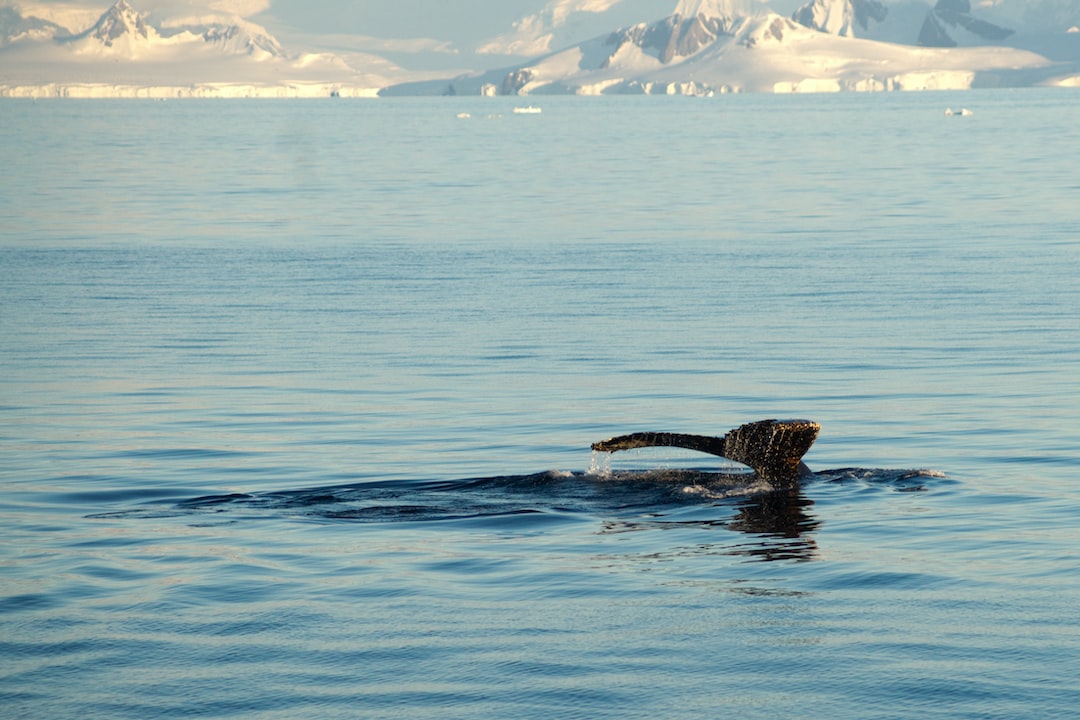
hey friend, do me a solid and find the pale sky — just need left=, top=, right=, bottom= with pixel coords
left=252, top=0, right=798, bottom=41
left=256, top=0, right=748, bottom=54
left=263, top=1, right=543, bottom=44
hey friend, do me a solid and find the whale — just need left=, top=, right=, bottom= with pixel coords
left=591, top=418, right=820, bottom=485
left=98, top=416, right=938, bottom=563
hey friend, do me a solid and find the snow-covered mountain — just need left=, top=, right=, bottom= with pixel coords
left=76, top=0, right=150, bottom=49
left=0, top=0, right=411, bottom=96
left=787, top=0, right=1016, bottom=45
left=788, top=0, right=1080, bottom=47
left=51, top=0, right=285, bottom=60
left=385, top=1, right=1074, bottom=95
left=4, top=0, right=1080, bottom=97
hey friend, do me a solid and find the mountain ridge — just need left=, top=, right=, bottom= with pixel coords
left=3, top=0, right=1079, bottom=97
left=0, top=0, right=410, bottom=96
left=384, top=4, right=1073, bottom=96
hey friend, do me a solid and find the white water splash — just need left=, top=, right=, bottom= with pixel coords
left=588, top=450, right=612, bottom=478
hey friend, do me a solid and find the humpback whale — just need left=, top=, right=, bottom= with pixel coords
left=591, top=419, right=820, bottom=485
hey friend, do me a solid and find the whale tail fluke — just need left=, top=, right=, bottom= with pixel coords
left=591, top=419, right=820, bottom=484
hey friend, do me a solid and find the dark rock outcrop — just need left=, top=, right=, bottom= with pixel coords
left=501, top=68, right=534, bottom=95
left=605, top=10, right=736, bottom=65
left=791, top=0, right=889, bottom=36
left=918, top=0, right=1014, bottom=48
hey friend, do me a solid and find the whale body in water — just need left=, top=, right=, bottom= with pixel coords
left=94, top=417, right=940, bottom=559
left=591, top=419, right=821, bottom=485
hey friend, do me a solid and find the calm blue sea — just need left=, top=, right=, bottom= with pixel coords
left=2, top=92, right=1079, bottom=719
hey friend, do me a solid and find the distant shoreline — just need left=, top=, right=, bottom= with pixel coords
left=0, top=83, right=384, bottom=99
left=4, top=77, right=1079, bottom=99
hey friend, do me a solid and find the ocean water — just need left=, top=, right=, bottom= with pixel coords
left=2, top=92, right=1079, bottom=719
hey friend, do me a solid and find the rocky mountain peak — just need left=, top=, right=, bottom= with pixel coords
left=672, top=0, right=745, bottom=21
left=918, top=0, right=1014, bottom=47
left=605, top=1, right=746, bottom=65
left=88, top=0, right=150, bottom=47
left=791, top=0, right=888, bottom=37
